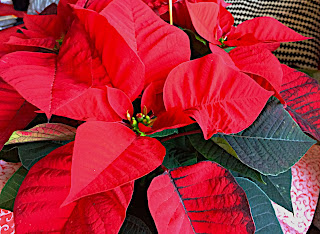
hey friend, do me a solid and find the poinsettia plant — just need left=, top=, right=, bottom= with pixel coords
left=0, top=0, right=319, bottom=232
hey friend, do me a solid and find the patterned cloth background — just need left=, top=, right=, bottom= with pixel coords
left=225, top=0, right=320, bottom=70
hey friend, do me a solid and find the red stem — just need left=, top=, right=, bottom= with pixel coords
left=160, top=130, right=202, bottom=142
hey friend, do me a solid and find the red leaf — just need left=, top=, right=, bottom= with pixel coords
left=164, top=53, right=273, bottom=139
left=63, top=121, right=166, bottom=205
left=0, top=78, right=37, bottom=150
left=14, top=142, right=134, bottom=233
left=141, top=81, right=166, bottom=116
left=186, top=1, right=219, bottom=44
left=148, top=161, right=255, bottom=233
left=100, top=0, right=190, bottom=86
left=52, top=87, right=123, bottom=122
left=0, top=19, right=93, bottom=119
left=23, top=14, right=64, bottom=40
left=228, top=46, right=285, bottom=104
left=107, top=87, right=133, bottom=120
left=150, top=107, right=195, bottom=133
left=86, top=0, right=113, bottom=12
left=209, top=45, right=238, bottom=69
left=62, top=183, right=133, bottom=233
left=280, top=65, right=320, bottom=141
left=0, top=8, right=141, bottom=121
left=226, top=17, right=311, bottom=46
left=6, top=36, right=57, bottom=50
left=0, top=26, right=36, bottom=58
left=72, top=6, right=145, bottom=101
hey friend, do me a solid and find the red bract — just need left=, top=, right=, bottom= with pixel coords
left=186, top=1, right=310, bottom=47
left=0, top=78, right=37, bottom=150
left=63, top=121, right=166, bottom=205
left=187, top=1, right=233, bottom=45
left=148, top=161, right=255, bottom=233
left=100, top=0, right=191, bottom=87
left=5, top=0, right=78, bottom=50
left=144, top=0, right=230, bottom=31
left=0, top=6, right=145, bottom=120
left=225, top=17, right=311, bottom=47
left=210, top=45, right=285, bottom=104
left=164, top=53, right=273, bottom=140
left=280, top=65, right=320, bottom=141
left=14, top=142, right=134, bottom=233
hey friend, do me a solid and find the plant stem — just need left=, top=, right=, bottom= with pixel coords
left=169, top=0, right=173, bottom=25
left=160, top=130, right=201, bottom=142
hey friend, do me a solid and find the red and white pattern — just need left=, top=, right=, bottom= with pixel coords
left=0, top=209, right=14, bottom=234
left=272, top=145, right=320, bottom=234
left=0, top=160, right=20, bottom=234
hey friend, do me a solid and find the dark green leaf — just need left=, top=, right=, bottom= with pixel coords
left=162, top=136, right=198, bottom=169
left=147, top=129, right=178, bottom=138
left=119, top=215, right=152, bottom=234
left=0, top=166, right=28, bottom=211
left=236, top=177, right=283, bottom=234
left=259, top=169, right=293, bottom=212
left=18, top=140, right=70, bottom=170
left=188, top=133, right=264, bottom=183
left=0, top=145, right=20, bottom=162
left=179, top=27, right=210, bottom=59
left=216, top=98, right=316, bottom=175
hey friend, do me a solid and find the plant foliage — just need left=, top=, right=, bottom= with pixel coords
left=0, top=0, right=318, bottom=232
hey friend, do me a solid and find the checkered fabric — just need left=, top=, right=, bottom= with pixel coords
left=225, top=0, right=320, bottom=70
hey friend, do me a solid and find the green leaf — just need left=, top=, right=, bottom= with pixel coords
left=236, top=177, right=283, bottom=234
left=0, top=145, right=20, bottom=163
left=211, top=137, right=238, bottom=158
left=258, top=169, right=293, bottom=212
left=178, top=27, right=210, bottom=59
left=224, top=46, right=236, bottom=53
left=18, top=141, right=71, bottom=170
left=6, top=123, right=76, bottom=145
left=119, top=215, right=152, bottom=234
left=147, top=128, right=178, bottom=138
left=216, top=98, right=316, bottom=175
left=188, top=132, right=264, bottom=183
left=0, top=166, right=28, bottom=211
left=162, top=136, right=198, bottom=169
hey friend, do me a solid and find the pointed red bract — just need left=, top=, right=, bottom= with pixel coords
left=62, top=183, right=134, bottom=233
left=186, top=1, right=219, bottom=44
left=73, top=6, right=145, bottom=101
left=0, top=6, right=145, bottom=121
left=228, top=46, right=285, bottom=104
left=148, top=107, right=195, bottom=133
left=209, top=45, right=238, bottom=69
left=164, top=53, right=273, bottom=139
left=141, top=81, right=166, bottom=116
left=0, top=26, right=36, bottom=58
left=148, top=161, right=255, bottom=233
left=63, top=121, right=166, bottom=205
left=107, top=87, right=133, bottom=120
left=225, top=17, right=311, bottom=47
left=0, top=78, right=37, bottom=150
left=14, top=142, right=134, bottom=233
left=101, top=0, right=190, bottom=86
left=280, top=65, right=320, bottom=141
left=51, top=87, right=123, bottom=122
left=0, top=17, right=93, bottom=119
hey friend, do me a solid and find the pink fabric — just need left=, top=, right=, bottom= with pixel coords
left=272, top=145, right=320, bottom=234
